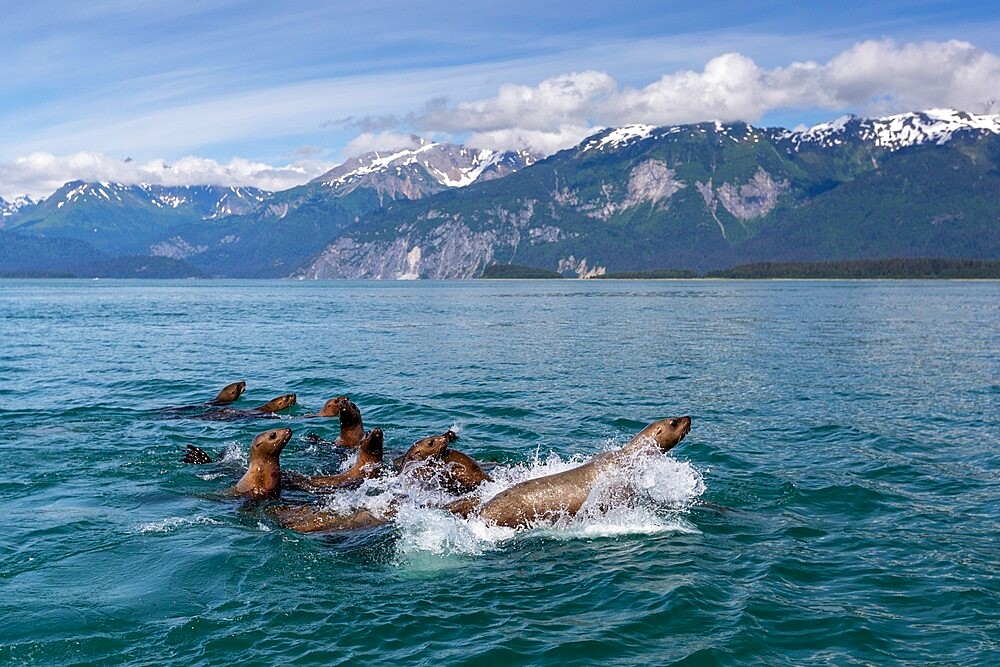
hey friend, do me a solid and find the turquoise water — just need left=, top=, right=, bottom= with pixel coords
left=1, top=279, right=997, bottom=666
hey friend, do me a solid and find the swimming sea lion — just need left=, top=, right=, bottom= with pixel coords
left=400, top=430, right=491, bottom=495
left=473, top=416, right=692, bottom=529
left=207, top=381, right=246, bottom=406
left=253, top=393, right=297, bottom=413
left=303, top=396, right=345, bottom=418
left=230, top=427, right=293, bottom=500
left=272, top=505, right=389, bottom=533
left=333, top=396, right=364, bottom=448
left=285, top=428, right=385, bottom=492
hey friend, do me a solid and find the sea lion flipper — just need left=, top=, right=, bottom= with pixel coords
left=182, top=444, right=214, bottom=464
left=282, top=470, right=323, bottom=493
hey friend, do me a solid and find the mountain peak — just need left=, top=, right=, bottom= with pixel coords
left=781, top=108, right=1000, bottom=151
left=308, top=140, right=535, bottom=199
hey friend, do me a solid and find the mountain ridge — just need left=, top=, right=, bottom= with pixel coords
left=2, top=108, right=997, bottom=278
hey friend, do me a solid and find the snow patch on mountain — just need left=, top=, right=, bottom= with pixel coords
left=582, top=125, right=656, bottom=152
left=780, top=108, right=1000, bottom=151
left=312, top=140, right=535, bottom=194
left=1, top=194, right=40, bottom=219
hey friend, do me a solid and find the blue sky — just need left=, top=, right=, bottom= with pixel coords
left=2, top=1, right=998, bottom=198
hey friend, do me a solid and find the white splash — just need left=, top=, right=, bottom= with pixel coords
left=134, top=516, right=223, bottom=533
left=304, top=446, right=705, bottom=558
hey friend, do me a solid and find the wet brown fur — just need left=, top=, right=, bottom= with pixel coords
left=231, top=427, right=292, bottom=500
left=332, top=397, right=364, bottom=447
left=474, top=417, right=692, bottom=529
left=208, top=381, right=246, bottom=406
left=253, top=393, right=297, bottom=413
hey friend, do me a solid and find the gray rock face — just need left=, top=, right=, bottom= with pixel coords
left=715, top=168, right=789, bottom=221
left=623, top=160, right=685, bottom=209
left=149, top=236, right=208, bottom=259
left=297, top=201, right=546, bottom=279
left=557, top=255, right=606, bottom=278
left=576, top=159, right=684, bottom=221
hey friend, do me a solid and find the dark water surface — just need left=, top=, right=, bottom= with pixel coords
left=1, top=279, right=997, bottom=665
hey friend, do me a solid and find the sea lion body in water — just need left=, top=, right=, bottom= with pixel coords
left=183, top=428, right=292, bottom=496
left=474, top=417, right=691, bottom=529
left=230, top=427, right=293, bottom=499
left=182, top=427, right=293, bottom=500
left=285, top=428, right=384, bottom=492
left=207, top=381, right=246, bottom=406
left=272, top=505, right=387, bottom=533
left=252, top=393, right=296, bottom=413
left=333, top=397, right=364, bottom=447
left=302, top=396, right=364, bottom=447
left=303, top=397, right=345, bottom=418
left=191, top=393, right=297, bottom=422
left=400, top=430, right=491, bottom=495
left=274, top=430, right=486, bottom=534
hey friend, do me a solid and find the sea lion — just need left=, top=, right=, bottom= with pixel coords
left=207, top=381, right=246, bottom=406
left=473, top=416, right=692, bottom=529
left=303, top=396, right=345, bottom=418
left=229, top=427, right=293, bottom=500
left=272, top=505, right=389, bottom=533
left=301, top=396, right=364, bottom=447
left=253, top=393, right=297, bottom=413
left=285, top=428, right=385, bottom=492
left=332, top=397, right=364, bottom=447
left=188, top=392, right=297, bottom=422
left=400, top=430, right=492, bottom=495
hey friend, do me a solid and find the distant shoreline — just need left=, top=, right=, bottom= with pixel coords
left=3, top=258, right=999, bottom=280
left=481, top=258, right=1000, bottom=280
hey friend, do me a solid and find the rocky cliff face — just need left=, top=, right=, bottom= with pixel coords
left=297, top=201, right=555, bottom=279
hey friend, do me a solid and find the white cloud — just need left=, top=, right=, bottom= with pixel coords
left=341, top=132, right=425, bottom=157
left=413, top=39, right=1000, bottom=148
left=0, top=152, right=333, bottom=200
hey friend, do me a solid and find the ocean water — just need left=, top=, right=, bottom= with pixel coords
left=1, top=279, right=997, bottom=666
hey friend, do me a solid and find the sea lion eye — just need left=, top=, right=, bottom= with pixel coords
left=669, top=420, right=677, bottom=427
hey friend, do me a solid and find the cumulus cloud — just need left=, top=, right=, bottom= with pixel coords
left=409, top=39, right=1000, bottom=152
left=341, top=132, right=426, bottom=157
left=0, top=152, right=333, bottom=200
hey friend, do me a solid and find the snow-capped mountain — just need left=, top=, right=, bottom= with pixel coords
left=576, top=109, right=1000, bottom=156
left=5, top=181, right=272, bottom=255
left=309, top=138, right=536, bottom=200
left=42, top=182, right=270, bottom=219
left=778, top=108, right=1000, bottom=151
left=0, top=194, right=41, bottom=220
left=298, top=108, right=1000, bottom=279
left=5, top=108, right=998, bottom=279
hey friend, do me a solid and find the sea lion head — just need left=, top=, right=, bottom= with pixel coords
left=625, top=416, right=691, bottom=453
left=401, top=430, right=457, bottom=465
left=336, top=396, right=362, bottom=426
left=304, top=396, right=345, bottom=418
left=250, top=426, right=293, bottom=459
left=235, top=427, right=292, bottom=499
left=257, top=393, right=297, bottom=413
left=210, top=380, right=246, bottom=405
left=358, top=427, right=385, bottom=465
